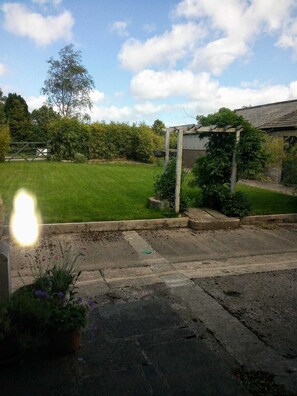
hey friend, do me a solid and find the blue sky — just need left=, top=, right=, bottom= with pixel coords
left=1, top=0, right=297, bottom=126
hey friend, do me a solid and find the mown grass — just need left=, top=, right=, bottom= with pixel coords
left=0, top=162, right=295, bottom=224
left=237, top=184, right=297, bottom=215
left=0, top=162, right=164, bottom=224
left=183, top=173, right=297, bottom=215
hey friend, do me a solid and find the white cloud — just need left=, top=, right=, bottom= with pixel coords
left=109, top=21, right=129, bottom=37
left=131, top=69, right=218, bottom=100
left=191, top=37, right=249, bottom=75
left=2, top=3, right=74, bottom=47
left=134, top=102, right=166, bottom=115
left=0, top=63, right=7, bottom=76
left=26, top=95, right=47, bottom=112
left=173, top=0, right=297, bottom=74
left=31, top=0, right=62, bottom=5
left=143, top=23, right=156, bottom=33
left=277, top=19, right=297, bottom=55
left=90, top=90, right=105, bottom=103
left=90, top=105, right=133, bottom=122
left=119, top=23, right=205, bottom=71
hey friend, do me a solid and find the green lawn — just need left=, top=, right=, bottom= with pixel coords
left=0, top=162, right=296, bottom=224
left=237, top=184, right=297, bottom=215
left=0, top=162, right=164, bottom=224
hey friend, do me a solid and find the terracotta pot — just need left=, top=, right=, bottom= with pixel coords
left=50, top=328, right=81, bottom=355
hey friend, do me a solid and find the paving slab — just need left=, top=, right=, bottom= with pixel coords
left=195, top=270, right=297, bottom=359
left=75, top=298, right=246, bottom=396
left=102, top=266, right=162, bottom=289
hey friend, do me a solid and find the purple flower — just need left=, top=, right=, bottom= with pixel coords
left=76, top=296, right=83, bottom=304
left=35, top=289, right=50, bottom=299
left=56, top=291, right=64, bottom=299
left=88, top=298, right=97, bottom=308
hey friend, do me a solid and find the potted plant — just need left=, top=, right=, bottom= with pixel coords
left=28, top=249, right=90, bottom=355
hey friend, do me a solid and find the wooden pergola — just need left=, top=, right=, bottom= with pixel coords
left=164, top=124, right=243, bottom=213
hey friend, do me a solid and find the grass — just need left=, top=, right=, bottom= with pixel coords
left=0, top=162, right=295, bottom=224
left=0, top=162, right=165, bottom=224
left=183, top=173, right=297, bottom=215
left=237, top=184, right=297, bottom=215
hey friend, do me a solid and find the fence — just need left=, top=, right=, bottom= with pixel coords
left=6, top=142, right=50, bottom=162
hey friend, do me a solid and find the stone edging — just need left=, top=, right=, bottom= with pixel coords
left=241, top=213, right=297, bottom=225
left=2, top=212, right=297, bottom=236
left=3, top=217, right=189, bottom=236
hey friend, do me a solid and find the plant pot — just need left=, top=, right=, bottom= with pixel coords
left=50, top=328, right=81, bottom=355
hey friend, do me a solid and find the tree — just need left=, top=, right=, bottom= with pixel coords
left=152, top=119, right=165, bottom=136
left=4, top=93, right=32, bottom=141
left=31, top=105, right=60, bottom=141
left=42, top=44, right=95, bottom=118
left=0, top=89, right=6, bottom=124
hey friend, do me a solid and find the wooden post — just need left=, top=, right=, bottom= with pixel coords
left=164, top=129, right=170, bottom=168
left=230, top=128, right=241, bottom=193
left=175, top=128, right=184, bottom=213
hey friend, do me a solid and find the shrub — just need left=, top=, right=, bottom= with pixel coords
left=49, top=118, right=90, bottom=161
left=131, top=124, right=154, bottom=162
left=89, top=122, right=163, bottom=163
left=154, top=158, right=188, bottom=210
left=0, top=124, right=11, bottom=162
left=73, top=153, right=87, bottom=163
left=200, top=184, right=229, bottom=210
left=282, top=145, right=297, bottom=187
left=200, top=184, right=251, bottom=217
left=221, top=191, right=251, bottom=217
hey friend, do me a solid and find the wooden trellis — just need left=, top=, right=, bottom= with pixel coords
left=164, top=125, right=243, bottom=213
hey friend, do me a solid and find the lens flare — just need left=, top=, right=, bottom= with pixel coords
left=10, top=189, right=41, bottom=246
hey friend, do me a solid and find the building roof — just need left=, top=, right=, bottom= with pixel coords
left=235, top=99, right=297, bottom=129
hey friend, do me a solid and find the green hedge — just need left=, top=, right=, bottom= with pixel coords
left=0, top=124, right=11, bottom=162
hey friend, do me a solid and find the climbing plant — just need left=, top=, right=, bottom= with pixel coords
left=193, top=108, right=266, bottom=216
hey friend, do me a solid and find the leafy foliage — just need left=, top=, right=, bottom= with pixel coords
left=196, top=107, right=266, bottom=181
left=3, top=93, right=32, bottom=141
left=31, top=105, right=60, bottom=141
left=282, top=144, right=297, bottom=187
left=0, top=124, right=11, bottom=162
left=89, top=122, right=163, bottom=162
left=49, top=117, right=90, bottom=160
left=193, top=108, right=265, bottom=216
left=152, top=119, right=165, bottom=136
left=221, top=190, right=251, bottom=217
left=154, top=157, right=188, bottom=210
left=0, top=89, right=6, bottom=125
left=42, top=44, right=95, bottom=118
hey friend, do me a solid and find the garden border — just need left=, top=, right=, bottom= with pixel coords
left=2, top=212, right=297, bottom=236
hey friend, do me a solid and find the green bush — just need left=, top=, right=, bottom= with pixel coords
left=282, top=145, right=297, bottom=186
left=154, top=158, right=188, bottom=210
left=0, top=124, right=11, bottom=162
left=89, top=122, right=163, bottom=163
left=221, top=191, right=251, bottom=217
left=49, top=118, right=90, bottom=161
left=200, top=184, right=251, bottom=217
left=200, top=184, right=229, bottom=210
left=73, top=153, right=87, bottom=163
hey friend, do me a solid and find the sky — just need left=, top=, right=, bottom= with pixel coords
left=1, top=0, right=297, bottom=127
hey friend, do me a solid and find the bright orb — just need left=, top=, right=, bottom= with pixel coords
left=10, top=189, right=41, bottom=247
